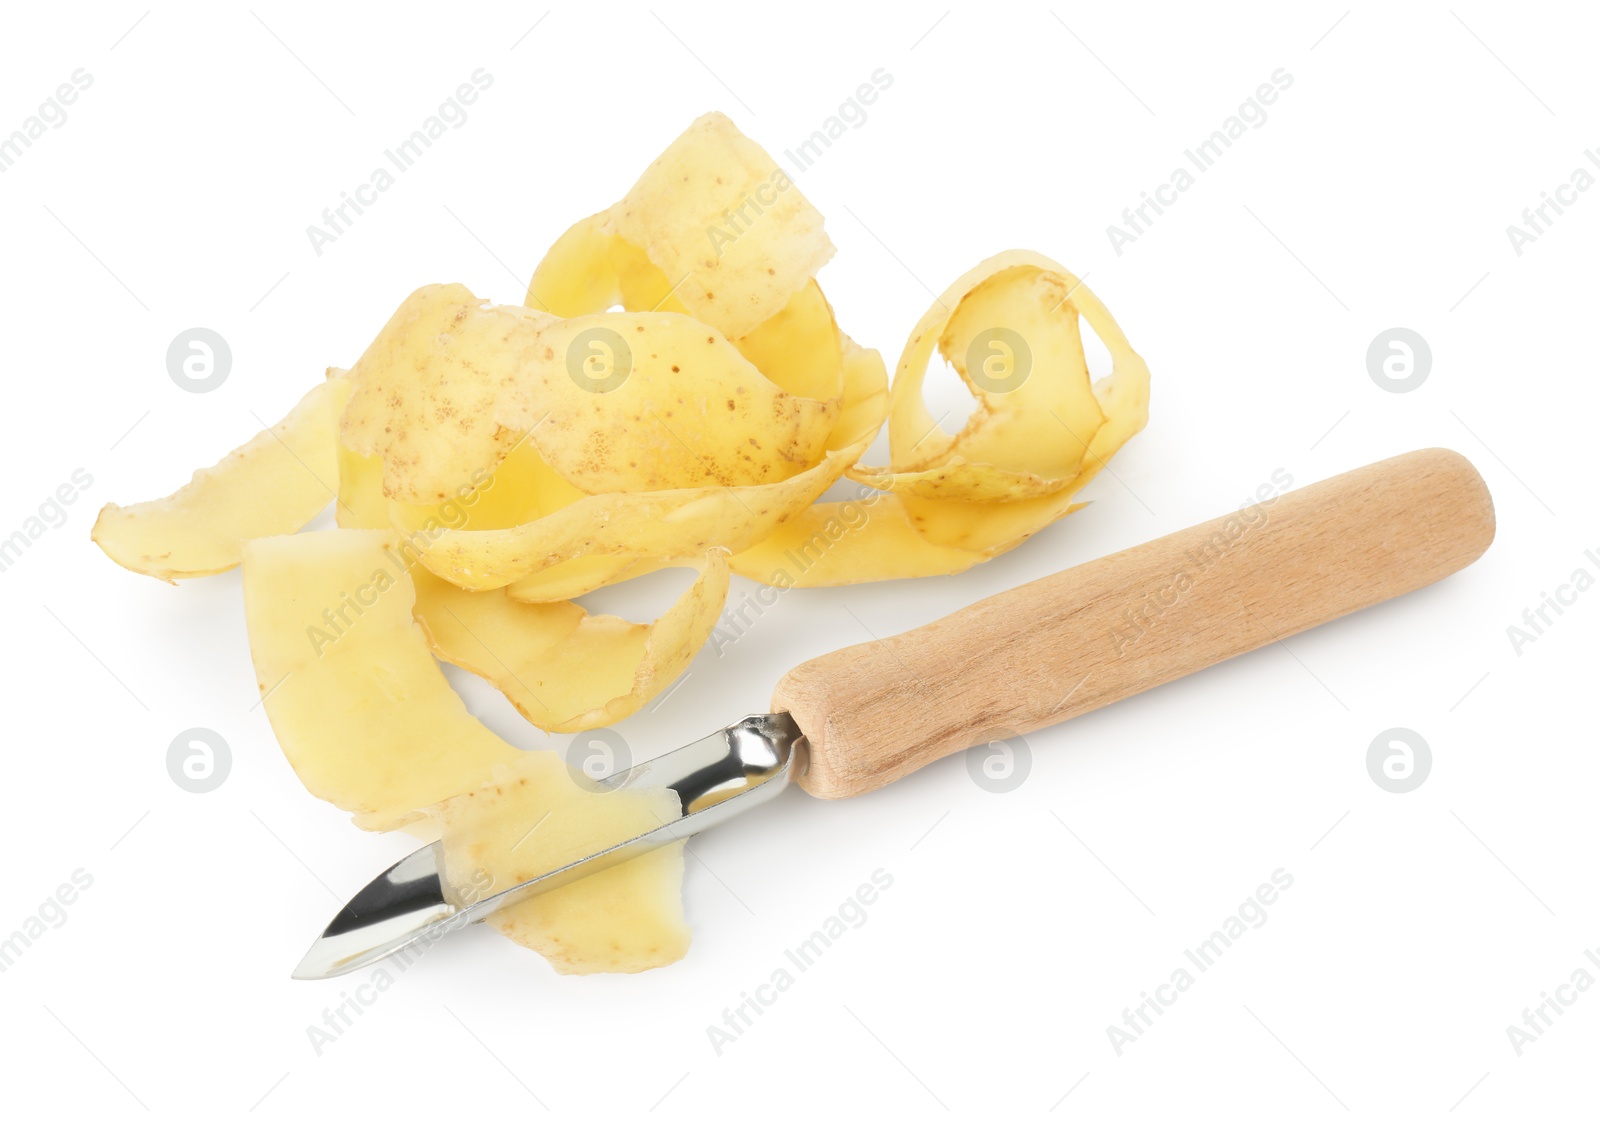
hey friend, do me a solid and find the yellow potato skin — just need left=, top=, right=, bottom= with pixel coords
left=339, top=285, right=553, bottom=506
left=244, top=530, right=691, bottom=974
left=733, top=251, right=1150, bottom=586
left=93, top=375, right=350, bottom=580
left=242, top=529, right=523, bottom=831
left=431, top=753, right=690, bottom=975
left=602, top=111, right=834, bottom=340
left=418, top=340, right=887, bottom=590
left=411, top=548, right=730, bottom=732
left=341, top=282, right=839, bottom=506
left=521, top=312, right=837, bottom=494
left=531, top=209, right=847, bottom=406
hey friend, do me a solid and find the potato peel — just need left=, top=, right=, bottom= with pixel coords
left=241, top=529, right=523, bottom=831
left=430, top=753, right=689, bottom=975
left=242, top=529, right=685, bottom=972
left=92, top=375, right=350, bottom=580
left=416, top=340, right=886, bottom=590
left=340, top=280, right=843, bottom=523
left=519, top=312, right=838, bottom=493
left=532, top=210, right=847, bottom=407
left=596, top=111, right=834, bottom=340
left=412, top=547, right=730, bottom=732
left=338, top=285, right=553, bottom=507
left=526, top=111, right=847, bottom=410
left=734, top=251, right=1149, bottom=586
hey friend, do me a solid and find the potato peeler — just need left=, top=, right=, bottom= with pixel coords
left=293, top=447, right=1494, bottom=979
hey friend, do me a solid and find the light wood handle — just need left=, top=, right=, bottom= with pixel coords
left=774, top=448, right=1495, bottom=799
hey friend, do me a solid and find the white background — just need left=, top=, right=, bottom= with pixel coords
left=1, top=2, right=1595, bottom=1118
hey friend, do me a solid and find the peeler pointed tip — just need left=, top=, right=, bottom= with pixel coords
left=290, top=937, right=354, bottom=981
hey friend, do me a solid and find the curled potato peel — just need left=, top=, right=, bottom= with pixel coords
left=412, top=547, right=730, bottom=732
left=340, top=284, right=829, bottom=499
left=423, top=112, right=880, bottom=597
left=731, top=251, right=1148, bottom=586
left=416, top=339, right=886, bottom=591
left=533, top=211, right=846, bottom=407
left=885, top=251, right=1148, bottom=490
left=339, top=287, right=551, bottom=507
left=556, top=111, right=835, bottom=342
left=528, top=110, right=845, bottom=404
left=519, top=311, right=838, bottom=493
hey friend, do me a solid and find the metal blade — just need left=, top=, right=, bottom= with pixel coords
left=291, top=713, right=804, bottom=980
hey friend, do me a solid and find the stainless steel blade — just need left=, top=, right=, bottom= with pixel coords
left=291, top=713, right=804, bottom=980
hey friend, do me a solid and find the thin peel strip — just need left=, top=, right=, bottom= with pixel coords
left=412, top=547, right=730, bottom=732
left=430, top=753, right=689, bottom=975
left=731, top=251, right=1149, bottom=586
left=93, top=375, right=350, bottom=580
left=596, top=110, right=834, bottom=341
left=417, top=340, right=886, bottom=591
left=242, top=529, right=522, bottom=832
left=339, top=283, right=837, bottom=507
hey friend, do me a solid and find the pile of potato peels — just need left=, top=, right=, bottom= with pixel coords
left=93, top=113, right=1150, bottom=974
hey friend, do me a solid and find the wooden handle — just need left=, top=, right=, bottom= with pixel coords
left=774, top=448, right=1495, bottom=799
